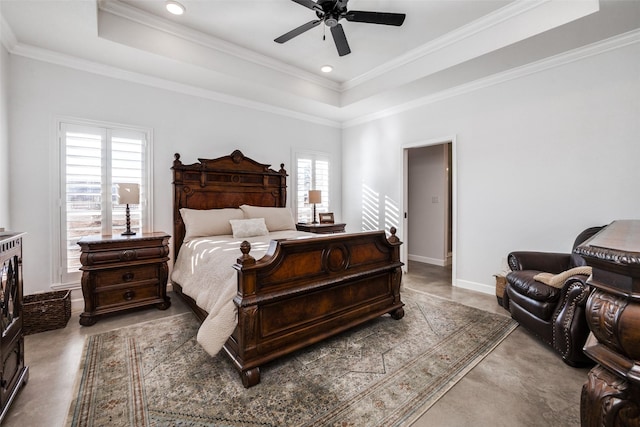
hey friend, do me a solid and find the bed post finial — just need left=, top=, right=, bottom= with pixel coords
left=388, top=227, right=400, bottom=244
left=237, top=241, right=256, bottom=266
left=173, top=153, right=182, bottom=166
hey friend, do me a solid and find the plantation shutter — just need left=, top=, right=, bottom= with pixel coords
left=60, top=122, right=149, bottom=283
left=295, top=153, right=330, bottom=223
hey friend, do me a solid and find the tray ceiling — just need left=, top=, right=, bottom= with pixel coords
left=2, top=0, right=639, bottom=125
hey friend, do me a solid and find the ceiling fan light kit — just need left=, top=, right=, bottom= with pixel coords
left=275, top=0, right=406, bottom=57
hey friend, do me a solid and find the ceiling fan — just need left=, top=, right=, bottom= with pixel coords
left=274, top=0, right=406, bottom=57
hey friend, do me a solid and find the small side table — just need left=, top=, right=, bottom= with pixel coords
left=296, top=223, right=346, bottom=234
left=77, top=232, right=171, bottom=326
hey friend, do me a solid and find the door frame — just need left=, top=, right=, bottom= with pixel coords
left=401, top=135, right=457, bottom=287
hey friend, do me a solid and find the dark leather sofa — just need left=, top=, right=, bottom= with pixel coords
left=503, top=226, right=604, bottom=366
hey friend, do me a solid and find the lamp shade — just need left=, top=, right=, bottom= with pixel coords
left=308, top=190, right=321, bottom=204
left=117, top=183, right=140, bottom=205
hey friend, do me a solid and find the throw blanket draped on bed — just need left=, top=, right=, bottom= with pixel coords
left=171, top=231, right=316, bottom=356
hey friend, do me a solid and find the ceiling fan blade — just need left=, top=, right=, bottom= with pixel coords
left=274, top=20, right=322, bottom=43
left=345, top=11, right=406, bottom=26
left=330, top=24, right=351, bottom=56
left=290, top=0, right=321, bottom=12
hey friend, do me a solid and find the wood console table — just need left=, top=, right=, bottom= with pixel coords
left=574, top=220, right=640, bottom=427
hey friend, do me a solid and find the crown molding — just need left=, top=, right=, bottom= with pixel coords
left=342, top=29, right=640, bottom=128
left=341, top=0, right=550, bottom=91
left=9, top=42, right=341, bottom=128
left=5, top=10, right=637, bottom=131
left=98, top=0, right=341, bottom=92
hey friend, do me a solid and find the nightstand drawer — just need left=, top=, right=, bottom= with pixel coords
left=83, top=245, right=169, bottom=266
left=94, top=264, right=159, bottom=288
left=95, top=283, right=161, bottom=308
left=296, top=223, right=346, bottom=234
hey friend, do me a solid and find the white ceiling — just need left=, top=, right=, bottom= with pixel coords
left=117, top=0, right=514, bottom=83
left=1, top=0, right=639, bottom=126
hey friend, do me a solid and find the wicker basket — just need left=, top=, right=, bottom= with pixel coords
left=494, top=275, right=507, bottom=307
left=23, top=290, right=71, bottom=335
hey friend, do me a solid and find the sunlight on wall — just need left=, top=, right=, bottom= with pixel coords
left=384, top=195, right=400, bottom=234
left=362, top=183, right=380, bottom=231
left=361, top=183, right=400, bottom=233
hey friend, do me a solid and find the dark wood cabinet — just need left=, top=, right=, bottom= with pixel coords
left=296, top=223, right=346, bottom=234
left=0, top=232, right=29, bottom=423
left=77, top=232, right=171, bottom=326
left=575, top=220, right=640, bottom=427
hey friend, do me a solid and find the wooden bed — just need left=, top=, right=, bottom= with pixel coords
left=171, top=150, right=404, bottom=387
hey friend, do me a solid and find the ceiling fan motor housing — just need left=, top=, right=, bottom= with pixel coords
left=316, top=0, right=346, bottom=27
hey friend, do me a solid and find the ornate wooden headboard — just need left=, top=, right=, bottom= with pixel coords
left=171, top=150, right=287, bottom=259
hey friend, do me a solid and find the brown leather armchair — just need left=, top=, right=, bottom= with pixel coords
left=503, top=226, right=604, bottom=366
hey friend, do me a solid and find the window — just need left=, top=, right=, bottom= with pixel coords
left=57, top=120, right=152, bottom=284
left=294, top=152, right=330, bottom=223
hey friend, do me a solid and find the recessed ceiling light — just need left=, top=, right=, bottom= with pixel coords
left=165, top=1, right=185, bottom=15
left=320, top=65, right=333, bottom=73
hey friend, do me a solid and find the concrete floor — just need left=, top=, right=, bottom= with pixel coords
left=404, top=262, right=589, bottom=427
left=3, top=261, right=589, bottom=426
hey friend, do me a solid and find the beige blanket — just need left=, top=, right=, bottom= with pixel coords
left=533, top=266, right=592, bottom=288
left=171, top=230, right=316, bottom=356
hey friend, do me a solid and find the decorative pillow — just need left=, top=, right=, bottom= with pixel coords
left=239, top=205, right=296, bottom=232
left=533, top=266, right=593, bottom=288
left=180, top=208, right=244, bottom=241
left=229, top=218, right=269, bottom=239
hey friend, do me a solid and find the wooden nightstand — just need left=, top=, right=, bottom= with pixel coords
left=77, top=232, right=171, bottom=326
left=296, top=223, right=346, bottom=234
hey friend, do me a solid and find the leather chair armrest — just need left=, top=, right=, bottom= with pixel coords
left=507, top=251, right=572, bottom=273
left=552, top=276, right=593, bottom=365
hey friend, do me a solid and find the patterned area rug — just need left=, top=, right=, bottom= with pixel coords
left=66, top=290, right=516, bottom=427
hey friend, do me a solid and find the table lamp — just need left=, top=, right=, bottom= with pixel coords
left=117, top=183, right=139, bottom=236
left=308, top=190, right=321, bottom=224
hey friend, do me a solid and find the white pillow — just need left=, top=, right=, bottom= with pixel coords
left=239, top=205, right=296, bottom=232
left=229, top=218, right=269, bottom=238
left=180, top=208, right=244, bottom=241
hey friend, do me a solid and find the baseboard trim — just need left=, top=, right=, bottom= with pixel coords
left=454, top=279, right=494, bottom=296
left=408, top=254, right=447, bottom=267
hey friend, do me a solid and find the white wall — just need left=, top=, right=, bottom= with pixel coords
left=407, top=145, right=448, bottom=265
left=0, top=44, right=9, bottom=229
left=343, top=42, right=640, bottom=294
left=9, top=55, right=342, bottom=295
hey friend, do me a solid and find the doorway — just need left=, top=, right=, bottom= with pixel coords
left=402, top=137, right=456, bottom=285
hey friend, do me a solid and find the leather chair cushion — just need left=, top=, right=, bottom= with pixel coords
left=506, top=270, right=560, bottom=320
left=507, top=298, right=553, bottom=345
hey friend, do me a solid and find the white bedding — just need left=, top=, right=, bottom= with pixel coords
left=170, top=230, right=316, bottom=356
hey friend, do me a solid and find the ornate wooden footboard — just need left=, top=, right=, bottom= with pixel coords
left=229, top=229, right=403, bottom=387
left=172, top=150, right=403, bottom=387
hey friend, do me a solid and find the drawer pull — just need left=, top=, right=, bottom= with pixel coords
left=121, top=250, right=136, bottom=261
left=122, top=272, right=135, bottom=282
left=123, top=290, right=135, bottom=301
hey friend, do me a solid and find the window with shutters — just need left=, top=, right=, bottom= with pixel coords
left=56, top=120, right=152, bottom=284
left=294, top=152, right=330, bottom=223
